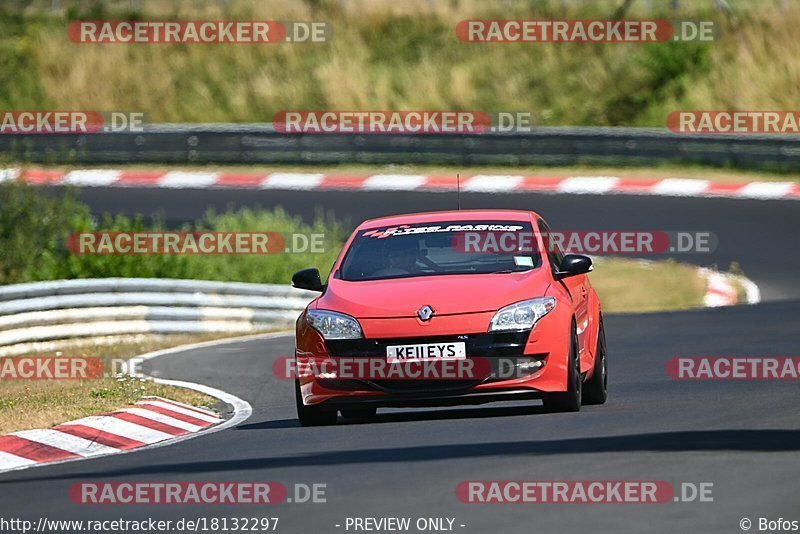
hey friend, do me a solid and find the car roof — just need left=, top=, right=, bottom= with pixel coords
left=358, top=209, right=541, bottom=229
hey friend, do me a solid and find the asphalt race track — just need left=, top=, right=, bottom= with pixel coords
left=2, top=187, right=799, bottom=533
left=60, top=186, right=799, bottom=300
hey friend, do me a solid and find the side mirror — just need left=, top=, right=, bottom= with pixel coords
left=555, top=254, right=593, bottom=279
left=292, top=268, right=326, bottom=292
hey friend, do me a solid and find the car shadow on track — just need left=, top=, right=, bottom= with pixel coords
left=238, top=403, right=550, bottom=430
left=4, top=429, right=799, bottom=484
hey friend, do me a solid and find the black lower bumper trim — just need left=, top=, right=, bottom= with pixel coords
left=316, top=387, right=547, bottom=410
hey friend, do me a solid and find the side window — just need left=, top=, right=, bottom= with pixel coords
left=538, top=219, right=564, bottom=273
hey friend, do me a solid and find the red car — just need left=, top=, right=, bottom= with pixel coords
left=292, top=210, right=607, bottom=426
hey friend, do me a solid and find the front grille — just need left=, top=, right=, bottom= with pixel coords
left=326, top=331, right=530, bottom=358
left=322, top=331, right=537, bottom=393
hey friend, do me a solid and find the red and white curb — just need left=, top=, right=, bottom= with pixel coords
left=0, top=333, right=285, bottom=475
left=0, top=397, right=221, bottom=472
left=2, top=168, right=799, bottom=200
left=700, top=268, right=761, bottom=307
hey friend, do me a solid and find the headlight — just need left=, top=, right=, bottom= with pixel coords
left=488, top=297, right=556, bottom=332
left=306, top=309, right=363, bottom=340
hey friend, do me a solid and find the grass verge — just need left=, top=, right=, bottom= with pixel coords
left=589, top=257, right=708, bottom=314
left=0, top=331, right=275, bottom=435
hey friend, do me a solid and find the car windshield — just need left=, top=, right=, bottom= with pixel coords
left=338, top=220, right=540, bottom=281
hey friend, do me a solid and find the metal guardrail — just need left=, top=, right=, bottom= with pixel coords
left=0, top=278, right=316, bottom=356
left=2, top=124, right=800, bottom=171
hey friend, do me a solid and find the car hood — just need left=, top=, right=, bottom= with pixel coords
left=317, top=270, right=551, bottom=318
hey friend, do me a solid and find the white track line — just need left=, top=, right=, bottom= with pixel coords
left=118, top=407, right=205, bottom=432
left=12, top=429, right=119, bottom=457
left=0, top=168, right=20, bottom=182
left=558, top=176, right=620, bottom=194
left=652, top=178, right=711, bottom=196
left=144, top=396, right=219, bottom=417
left=158, top=171, right=220, bottom=189
left=363, top=174, right=427, bottom=190
left=463, top=175, right=524, bottom=192
left=58, top=416, right=175, bottom=444
left=699, top=267, right=761, bottom=308
left=739, top=275, right=762, bottom=305
left=736, top=182, right=795, bottom=199
left=62, top=169, right=122, bottom=187
left=0, top=451, right=36, bottom=469
left=135, top=400, right=222, bottom=424
left=261, top=173, right=325, bottom=190
left=0, top=332, right=292, bottom=475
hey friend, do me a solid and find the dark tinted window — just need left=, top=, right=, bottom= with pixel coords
left=538, top=219, right=564, bottom=272
left=339, top=221, right=540, bottom=281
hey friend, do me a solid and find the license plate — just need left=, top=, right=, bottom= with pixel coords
left=386, top=342, right=466, bottom=362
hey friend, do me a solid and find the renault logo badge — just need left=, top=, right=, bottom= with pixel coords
left=417, top=305, right=434, bottom=321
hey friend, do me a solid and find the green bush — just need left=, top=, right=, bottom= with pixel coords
left=186, top=206, right=346, bottom=284
left=41, top=212, right=195, bottom=281
left=0, top=180, right=90, bottom=284
left=0, top=180, right=346, bottom=285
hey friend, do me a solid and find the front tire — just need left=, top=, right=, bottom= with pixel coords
left=542, top=324, right=581, bottom=412
left=295, top=380, right=337, bottom=426
left=582, top=315, right=608, bottom=405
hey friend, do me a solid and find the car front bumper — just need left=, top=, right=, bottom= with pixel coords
left=296, top=322, right=572, bottom=407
